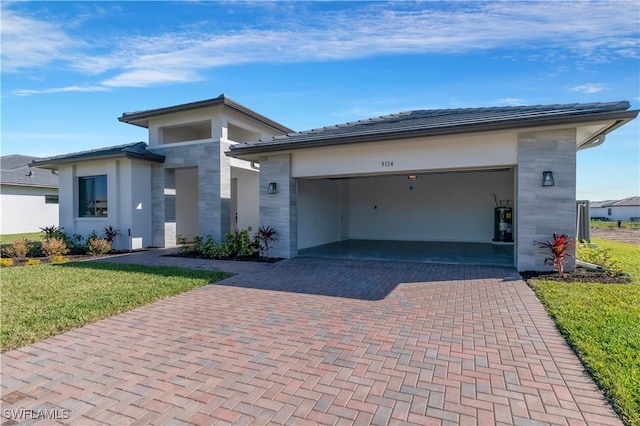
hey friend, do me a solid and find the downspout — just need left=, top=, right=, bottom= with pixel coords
left=250, top=162, right=260, bottom=170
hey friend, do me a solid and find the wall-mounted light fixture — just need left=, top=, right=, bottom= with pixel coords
left=542, top=171, right=554, bottom=187
left=267, top=182, right=277, bottom=194
left=407, top=175, right=418, bottom=180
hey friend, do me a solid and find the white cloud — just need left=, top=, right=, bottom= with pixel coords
left=0, top=7, right=83, bottom=72
left=4, top=1, right=639, bottom=93
left=496, top=98, right=526, bottom=106
left=13, top=85, right=110, bottom=96
left=569, top=83, right=609, bottom=94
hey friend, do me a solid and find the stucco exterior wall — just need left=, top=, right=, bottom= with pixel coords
left=231, top=167, right=260, bottom=233
left=591, top=205, right=640, bottom=221
left=57, top=159, right=153, bottom=250
left=516, top=128, right=577, bottom=272
left=0, top=185, right=59, bottom=234
left=175, top=167, right=199, bottom=240
left=297, top=179, right=341, bottom=249
left=347, top=171, right=514, bottom=243
left=292, top=131, right=517, bottom=178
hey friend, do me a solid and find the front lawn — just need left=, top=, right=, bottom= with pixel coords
left=590, top=219, right=640, bottom=229
left=0, top=232, right=43, bottom=245
left=529, top=238, right=640, bottom=426
left=1, top=262, right=231, bottom=352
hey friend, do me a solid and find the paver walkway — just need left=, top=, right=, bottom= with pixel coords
left=1, top=253, right=621, bottom=425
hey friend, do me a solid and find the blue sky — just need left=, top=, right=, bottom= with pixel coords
left=1, top=1, right=638, bottom=201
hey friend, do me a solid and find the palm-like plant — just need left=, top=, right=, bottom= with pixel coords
left=256, top=226, right=278, bottom=259
left=535, top=233, right=574, bottom=276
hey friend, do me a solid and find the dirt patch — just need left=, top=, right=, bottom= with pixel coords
left=590, top=228, right=640, bottom=246
left=521, top=268, right=631, bottom=284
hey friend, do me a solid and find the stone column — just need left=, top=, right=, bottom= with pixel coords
left=259, top=154, right=297, bottom=258
left=516, top=128, right=576, bottom=271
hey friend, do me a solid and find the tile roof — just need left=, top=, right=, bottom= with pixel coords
left=118, top=94, right=294, bottom=133
left=31, top=142, right=165, bottom=169
left=229, top=101, right=637, bottom=155
left=1, top=155, right=59, bottom=188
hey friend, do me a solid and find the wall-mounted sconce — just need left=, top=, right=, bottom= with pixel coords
left=267, top=182, right=277, bottom=194
left=542, top=171, right=554, bottom=187
left=407, top=175, right=418, bottom=180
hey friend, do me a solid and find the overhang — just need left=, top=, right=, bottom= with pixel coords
left=227, top=101, right=638, bottom=160
left=30, top=142, right=165, bottom=170
left=118, top=93, right=294, bottom=134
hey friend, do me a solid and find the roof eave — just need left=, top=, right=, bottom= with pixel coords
left=30, top=152, right=165, bottom=169
left=0, top=182, right=58, bottom=189
left=118, top=96, right=294, bottom=134
left=228, top=109, right=639, bottom=158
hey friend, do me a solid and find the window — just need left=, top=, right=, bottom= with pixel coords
left=79, top=175, right=108, bottom=217
left=608, top=208, right=612, bottom=216
left=44, top=195, right=59, bottom=204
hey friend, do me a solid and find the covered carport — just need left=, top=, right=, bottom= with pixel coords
left=227, top=101, right=638, bottom=271
left=296, top=168, right=515, bottom=266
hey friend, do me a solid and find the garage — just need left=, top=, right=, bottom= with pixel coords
left=296, top=168, right=515, bottom=266
left=227, top=101, right=638, bottom=271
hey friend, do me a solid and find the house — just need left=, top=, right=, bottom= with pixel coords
left=1, top=155, right=59, bottom=234
left=591, top=196, right=640, bottom=221
left=33, top=96, right=638, bottom=271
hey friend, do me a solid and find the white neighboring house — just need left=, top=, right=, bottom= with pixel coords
left=590, top=197, right=640, bottom=221
left=0, top=155, right=59, bottom=234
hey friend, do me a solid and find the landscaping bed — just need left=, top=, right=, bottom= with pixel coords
left=520, top=268, right=631, bottom=284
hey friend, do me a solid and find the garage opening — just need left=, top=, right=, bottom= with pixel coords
left=296, top=168, right=515, bottom=266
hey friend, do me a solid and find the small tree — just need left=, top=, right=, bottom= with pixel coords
left=535, top=233, right=574, bottom=276
left=256, top=226, right=278, bottom=259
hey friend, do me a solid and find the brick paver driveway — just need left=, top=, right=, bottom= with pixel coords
left=1, top=256, right=620, bottom=425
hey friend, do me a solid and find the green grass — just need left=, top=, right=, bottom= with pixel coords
left=529, top=238, right=640, bottom=426
left=1, top=262, right=231, bottom=352
left=0, top=232, right=43, bottom=245
left=590, top=219, right=640, bottom=229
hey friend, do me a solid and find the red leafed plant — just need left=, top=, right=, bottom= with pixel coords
left=535, top=233, right=574, bottom=276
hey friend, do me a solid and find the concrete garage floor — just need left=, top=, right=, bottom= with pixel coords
left=299, top=239, right=515, bottom=266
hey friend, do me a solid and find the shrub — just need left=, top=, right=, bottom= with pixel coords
left=26, top=241, right=43, bottom=258
left=3, top=239, right=28, bottom=260
left=25, top=259, right=41, bottom=266
left=226, top=229, right=256, bottom=257
left=0, top=258, right=14, bottom=267
left=534, top=233, right=574, bottom=276
left=87, top=238, right=111, bottom=256
left=64, top=233, right=87, bottom=255
left=103, top=226, right=119, bottom=243
left=577, top=241, right=624, bottom=277
left=256, top=226, right=278, bottom=259
left=41, top=237, right=69, bottom=258
left=40, top=225, right=61, bottom=240
left=50, top=255, right=69, bottom=264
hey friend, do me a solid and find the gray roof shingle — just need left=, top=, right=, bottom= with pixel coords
left=31, top=142, right=165, bottom=169
left=229, top=101, right=637, bottom=155
left=594, top=196, right=640, bottom=207
left=1, top=155, right=59, bottom=188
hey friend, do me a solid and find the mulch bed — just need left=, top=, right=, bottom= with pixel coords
left=168, top=253, right=283, bottom=263
left=520, top=268, right=631, bottom=284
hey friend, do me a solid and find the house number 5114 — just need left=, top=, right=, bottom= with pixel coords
left=381, top=161, right=394, bottom=167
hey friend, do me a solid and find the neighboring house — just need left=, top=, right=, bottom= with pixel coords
left=591, top=197, right=640, bottom=221
left=0, top=155, right=59, bottom=234
left=34, top=96, right=638, bottom=271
